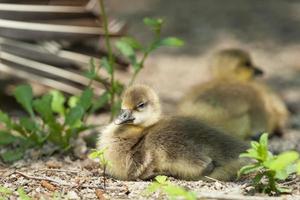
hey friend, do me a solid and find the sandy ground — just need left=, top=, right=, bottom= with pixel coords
left=1, top=0, right=300, bottom=199
left=1, top=148, right=300, bottom=200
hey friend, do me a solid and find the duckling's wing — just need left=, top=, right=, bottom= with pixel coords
left=179, top=82, right=269, bottom=138
left=182, top=82, right=250, bottom=119
left=145, top=116, right=248, bottom=180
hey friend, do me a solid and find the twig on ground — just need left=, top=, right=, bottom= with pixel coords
left=281, top=177, right=299, bottom=186
left=37, top=168, right=79, bottom=173
left=204, top=176, right=221, bottom=182
left=15, top=170, right=75, bottom=187
left=14, top=171, right=120, bottom=190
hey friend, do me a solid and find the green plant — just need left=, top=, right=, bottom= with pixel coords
left=0, top=187, right=32, bottom=200
left=0, top=186, right=12, bottom=200
left=146, top=175, right=197, bottom=200
left=0, top=1, right=184, bottom=162
left=96, top=0, right=184, bottom=120
left=17, top=188, right=32, bottom=200
left=116, top=18, right=184, bottom=86
left=0, top=85, right=99, bottom=162
left=238, top=133, right=300, bottom=195
left=89, top=148, right=110, bottom=189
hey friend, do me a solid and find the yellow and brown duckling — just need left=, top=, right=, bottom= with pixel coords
left=97, top=85, right=249, bottom=181
left=178, top=49, right=289, bottom=139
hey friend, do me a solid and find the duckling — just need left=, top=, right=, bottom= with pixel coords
left=97, top=85, right=249, bottom=181
left=178, top=49, right=289, bottom=139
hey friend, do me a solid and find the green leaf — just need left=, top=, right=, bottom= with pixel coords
left=267, top=151, right=299, bottom=171
left=257, top=133, right=269, bottom=161
left=52, top=192, right=63, bottom=200
left=68, top=96, right=79, bottom=108
left=1, top=148, right=24, bottom=163
left=164, top=185, right=197, bottom=200
left=148, top=38, right=184, bottom=53
left=285, top=162, right=298, bottom=174
left=275, top=169, right=289, bottom=180
left=155, top=175, right=168, bottom=184
left=89, top=151, right=100, bottom=159
left=65, top=106, right=84, bottom=127
left=113, top=81, right=124, bottom=95
left=297, top=161, right=300, bottom=175
left=89, top=148, right=107, bottom=159
left=239, top=149, right=260, bottom=160
left=143, top=17, right=164, bottom=29
left=85, top=58, right=98, bottom=79
left=48, top=122, right=64, bottom=147
left=89, top=147, right=110, bottom=167
left=101, top=57, right=112, bottom=75
left=158, top=37, right=184, bottom=47
left=238, top=164, right=263, bottom=176
left=259, top=133, right=268, bottom=147
left=0, top=186, right=12, bottom=195
left=120, top=37, right=143, bottom=50
left=17, top=188, right=32, bottom=200
left=259, top=133, right=268, bottom=152
left=49, top=90, right=65, bottom=116
left=0, top=110, right=12, bottom=128
left=19, top=117, right=38, bottom=133
left=115, top=40, right=137, bottom=63
left=14, top=85, right=34, bottom=118
left=0, top=131, right=17, bottom=145
left=146, top=182, right=161, bottom=194
left=250, top=141, right=259, bottom=150
left=252, top=173, right=264, bottom=185
left=78, top=88, right=93, bottom=111
left=33, top=94, right=54, bottom=124
left=91, top=91, right=109, bottom=112
left=276, top=185, right=292, bottom=194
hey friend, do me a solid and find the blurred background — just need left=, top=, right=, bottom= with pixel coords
left=107, top=0, right=300, bottom=126
left=0, top=0, right=299, bottom=128
left=106, top=0, right=299, bottom=100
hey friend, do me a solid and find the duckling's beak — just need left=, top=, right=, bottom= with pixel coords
left=114, top=109, right=135, bottom=125
left=253, top=66, right=264, bottom=76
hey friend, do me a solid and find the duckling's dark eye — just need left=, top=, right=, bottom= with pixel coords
left=137, top=102, right=147, bottom=110
left=244, top=61, right=252, bottom=68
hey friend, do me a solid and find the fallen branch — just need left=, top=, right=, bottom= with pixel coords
left=204, top=176, right=221, bottom=182
left=14, top=171, right=119, bottom=190
left=37, top=168, right=79, bottom=174
left=281, top=178, right=299, bottom=186
left=16, top=170, right=75, bottom=187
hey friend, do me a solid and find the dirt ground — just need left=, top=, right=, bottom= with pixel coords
left=1, top=0, right=300, bottom=199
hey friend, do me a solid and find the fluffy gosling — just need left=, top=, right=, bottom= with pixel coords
left=178, top=49, right=289, bottom=139
left=98, top=85, right=249, bottom=181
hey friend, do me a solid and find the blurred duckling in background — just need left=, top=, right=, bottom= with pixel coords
left=98, top=85, right=249, bottom=181
left=178, top=48, right=289, bottom=140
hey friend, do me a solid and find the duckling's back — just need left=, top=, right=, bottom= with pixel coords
left=178, top=79, right=270, bottom=139
left=144, top=116, right=249, bottom=180
left=146, top=116, right=248, bottom=160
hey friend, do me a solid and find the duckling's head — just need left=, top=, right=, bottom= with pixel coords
left=114, top=85, right=161, bottom=127
left=211, top=49, right=263, bottom=81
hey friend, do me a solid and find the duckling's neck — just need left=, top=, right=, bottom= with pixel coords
left=103, top=123, right=145, bottom=139
left=116, top=124, right=146, bottom=139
